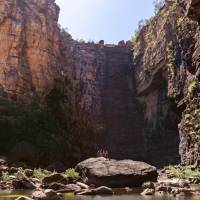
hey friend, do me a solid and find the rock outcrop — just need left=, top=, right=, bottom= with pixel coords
left=76, top=157, right=158, bottom=188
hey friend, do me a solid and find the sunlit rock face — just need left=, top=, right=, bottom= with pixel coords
left=0, top=0, right=61, bottom=102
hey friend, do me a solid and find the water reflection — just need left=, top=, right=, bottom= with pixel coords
left=63, top=194, right=199, bottom=200
left=0, top=191, right=199, bottom=200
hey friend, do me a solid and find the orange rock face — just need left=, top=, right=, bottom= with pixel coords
left=0, top=0, right=61, bottom=102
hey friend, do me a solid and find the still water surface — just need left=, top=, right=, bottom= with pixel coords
left=0, top=190, right=199, bottom=200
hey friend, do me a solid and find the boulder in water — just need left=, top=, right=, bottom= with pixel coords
left=76, top=157, right=158, bottom=188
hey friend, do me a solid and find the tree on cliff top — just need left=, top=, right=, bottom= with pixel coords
left=153, top=0, right=165, bottom=14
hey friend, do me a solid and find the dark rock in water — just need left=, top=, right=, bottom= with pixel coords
left=24, top=169, right=34, bottom=177
left=32, top=189, right=61, bottom=200
left=0, top=158, right=7, bottom=165
left=12, top=172, right=36, bottom=190
left=92, top=186, right=113, bottom=195
left=42, top=173, right=68, bottom=185
left=0, top=165, right=9, bottom=173
left=141, top=188, right=155, bottom=195
left=48, top=182, right=67, bottom=190
left=75, top=186, right=113, bottom=195
left=156, top=185, right=169, bottom=192
left=76, top=182, right=89, bottom=189
left=16, top=197, right=33, bottom=200
left=76, top=189, right=94, bottom=195
left=76, top=157, right=158, bottom=187
left=9, top=167, right=18, bottom=174
left=171, top=188, right=182, bottom=196
left=188, top=177, right=200, bottom=184
left=44, top=189, right=61, bottom=200
left=76, top=186, right=113, bottom=195
left=142, top=181, right=155, bottom=189
left=65, top=184, right=81, bottom=192
left=53, top=183, right=82, bottom=193
left=32, top=190, right=46, bottom=200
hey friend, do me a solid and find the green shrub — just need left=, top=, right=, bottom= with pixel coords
left=185, top=168, right=200, bottom=177
left=1, top=172, right=12, bottom=181
left=153, top=0, right=165, bottom=14
left=33, top=168, right=54, bottom=180
left=64, top=168, right=80, bottom=179
left=166, top=166, right=185, bottom=179
left=166, top=166, right=200, bottom=179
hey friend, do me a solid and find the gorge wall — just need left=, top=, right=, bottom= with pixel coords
left=0, top=0, right=199, bottom=168
left=133, top=0, right=199, bottom=166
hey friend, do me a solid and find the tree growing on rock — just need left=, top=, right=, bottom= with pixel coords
left=153, top=0, right=165, bottom=14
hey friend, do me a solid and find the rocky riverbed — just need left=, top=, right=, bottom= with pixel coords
left=0, top=158, right=200, bottom=200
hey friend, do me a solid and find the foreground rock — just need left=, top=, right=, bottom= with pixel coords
left=141, top=188, right=155, bottom=195
left=12, top=172, right=36, bottom=190
left=16, top=197, right=33, bottom=200
left=76, top=186, right=113, bottom=195
left=42, top=173, right=68, bottom=186
left=76, top=157, right=158, bottom=187
left=32, top=189, right=61, bottom=200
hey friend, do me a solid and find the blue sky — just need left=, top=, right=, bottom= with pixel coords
left=56, top=0, right=155, bottom=44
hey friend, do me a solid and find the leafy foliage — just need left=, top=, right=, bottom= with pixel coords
left=33, top=168, right=55, bottom=180
left=64, top=168, right=80, bottom=179
left=166, top=166, right=200, bottom=179
left=1, top=172, right=12, bottom=181
left=153, top=0, right=165, bottom=14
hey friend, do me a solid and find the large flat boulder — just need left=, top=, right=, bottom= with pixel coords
left=76, top=157, right=158, bottom=188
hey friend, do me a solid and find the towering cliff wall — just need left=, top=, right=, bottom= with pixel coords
left=0, top=0, right=62, bottom=102
left=0, top=0, right=136, bottom=167
left=60, top=34, right=144, bottom=161
left=134, top=0, right=200, bottom=166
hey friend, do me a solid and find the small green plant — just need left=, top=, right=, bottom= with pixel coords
left=64, top=168, right=80, bottom=179
left=153, top=0, right=165, bottom=14
left=131, top=34, right=140, bottom=44
left=33, top=168, right=54, bottom=180
left=185, top=167, right=200, bottom=178
left=166, top=166, right=185, bottom=179
left=177, top=17, right=184, bottom=26
left=131, top=19, right=147, bottom=44
left=166, top=166, right=200, bottom=179
left=1, top=172, right=12, bottom=181
left=166, top=44, right=176, bottom=76
left=188, top=81, right=198, bottom=93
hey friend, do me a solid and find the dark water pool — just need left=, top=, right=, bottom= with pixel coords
left=0, top=190, right=199, bottom=200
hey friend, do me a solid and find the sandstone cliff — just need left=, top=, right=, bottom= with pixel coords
left=134, top=0, right=200, bottom=166
left=0, top=0, right=61, bottom=102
